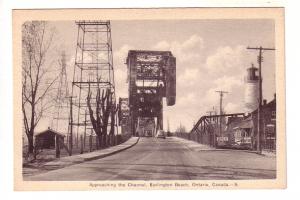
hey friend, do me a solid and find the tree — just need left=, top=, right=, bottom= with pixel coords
left=175, top=124, right=187, bottom=133
left=86, top=86, right=118, bottom=148
left=22, top=21, right=57, bottom=154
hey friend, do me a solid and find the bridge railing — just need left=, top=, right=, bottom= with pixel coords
left=175, top=113, right=245, bottom=147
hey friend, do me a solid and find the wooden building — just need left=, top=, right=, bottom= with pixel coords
left=35, top=128, right=65, bottom=149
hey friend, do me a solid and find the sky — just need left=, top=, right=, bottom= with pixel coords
left=41, top=19, right=275, bottom=132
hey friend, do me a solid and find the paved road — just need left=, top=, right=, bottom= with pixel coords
left=26, top=137, right=276, bottom=181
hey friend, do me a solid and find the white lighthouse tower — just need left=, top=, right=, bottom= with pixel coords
left=244, top=64, right=259, bottom=113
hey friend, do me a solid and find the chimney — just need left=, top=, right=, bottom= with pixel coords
left=263, top=99, right=267, bottom=105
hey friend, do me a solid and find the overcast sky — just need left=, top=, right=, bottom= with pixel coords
left=45, top=19, right=275, bottom=132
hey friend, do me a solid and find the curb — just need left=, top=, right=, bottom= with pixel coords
left=197, top=148, right=276, bottom=158
left=83, top=137, right=140, bottom=161
left=41, top=137, right=140, bottom=170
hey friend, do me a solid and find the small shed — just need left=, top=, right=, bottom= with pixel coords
left=35, top=128, right=65, bottom=149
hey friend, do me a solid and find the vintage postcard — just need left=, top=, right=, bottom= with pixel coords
left=13, top=8, right=286, bottom=190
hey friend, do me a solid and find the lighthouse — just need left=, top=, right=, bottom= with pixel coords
left=244, top=64, right=259, bottom=113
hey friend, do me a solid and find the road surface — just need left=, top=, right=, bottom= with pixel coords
left=26, top=137, right=276, bottom=181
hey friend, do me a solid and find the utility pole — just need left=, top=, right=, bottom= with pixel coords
left=247, top=46, right=275, bottom=153
left=215, top=91, right=228, bottom=137
left=67, top=96, right=76, bottom=156
left=167, top=117, right=170, bottom=133
left=83, top=109, right=88, bottom=150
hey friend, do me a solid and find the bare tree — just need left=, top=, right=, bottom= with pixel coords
left=87, top=86, right=118, bottom=147
left=22, top=21, right=57, bottom=154
left=176, top=124, right=187, bottom=133
left=109, top=103, right=119, bottom=145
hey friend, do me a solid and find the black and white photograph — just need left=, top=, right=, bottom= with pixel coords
left=13, top=8, right=286, bottom=190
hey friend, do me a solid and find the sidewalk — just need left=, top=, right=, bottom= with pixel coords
left=261, top=149, right=276, bottom=157
left=173, top=137, right=276, bottom=158
left=23, top=137, right=139, bottom=175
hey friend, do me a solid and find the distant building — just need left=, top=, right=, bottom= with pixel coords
left=119, top=98, right=132, bottom=141
left=119, top=98, right=130, bottom=135
left=136, top=117, right=155, bottom=137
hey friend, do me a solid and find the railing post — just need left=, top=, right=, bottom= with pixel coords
left=89, top=135, right=92, bottom=152
left=80, top=135, right=83, bottom=154
left=55, top=135, right=60, bottom=158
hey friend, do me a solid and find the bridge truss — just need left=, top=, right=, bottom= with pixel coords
left=189, top=113, right=245, bottom=147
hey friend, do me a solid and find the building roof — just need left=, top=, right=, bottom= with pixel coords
left=226, top=116, right=253, bottom=132
left=35, top=128, right=66, bottom=137
left=251, top=95, right=276, bottom=114
left=234, top=118, right=253, bottom=129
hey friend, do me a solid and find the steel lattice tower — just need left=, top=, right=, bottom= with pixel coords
left=51, top=51, right=70, bottom=133
left=69, top=20, right=116, bottom=152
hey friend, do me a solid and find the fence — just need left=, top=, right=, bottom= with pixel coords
left=66, top=134, right=125, bottom=153
left=23, top=133, right=132, bottom=162
left=60, top=133, right=132, bottom=157
left=261, top=137, right=276, bottom=152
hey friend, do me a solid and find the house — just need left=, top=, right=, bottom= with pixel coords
left=251, top=94, right=276, bottom=150
left=224, top=116, right=252, bottom=148
left=226, top=94, right=276, bottom=150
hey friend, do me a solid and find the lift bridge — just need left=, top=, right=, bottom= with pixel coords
left=125, top=50, right=176, bottom=136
